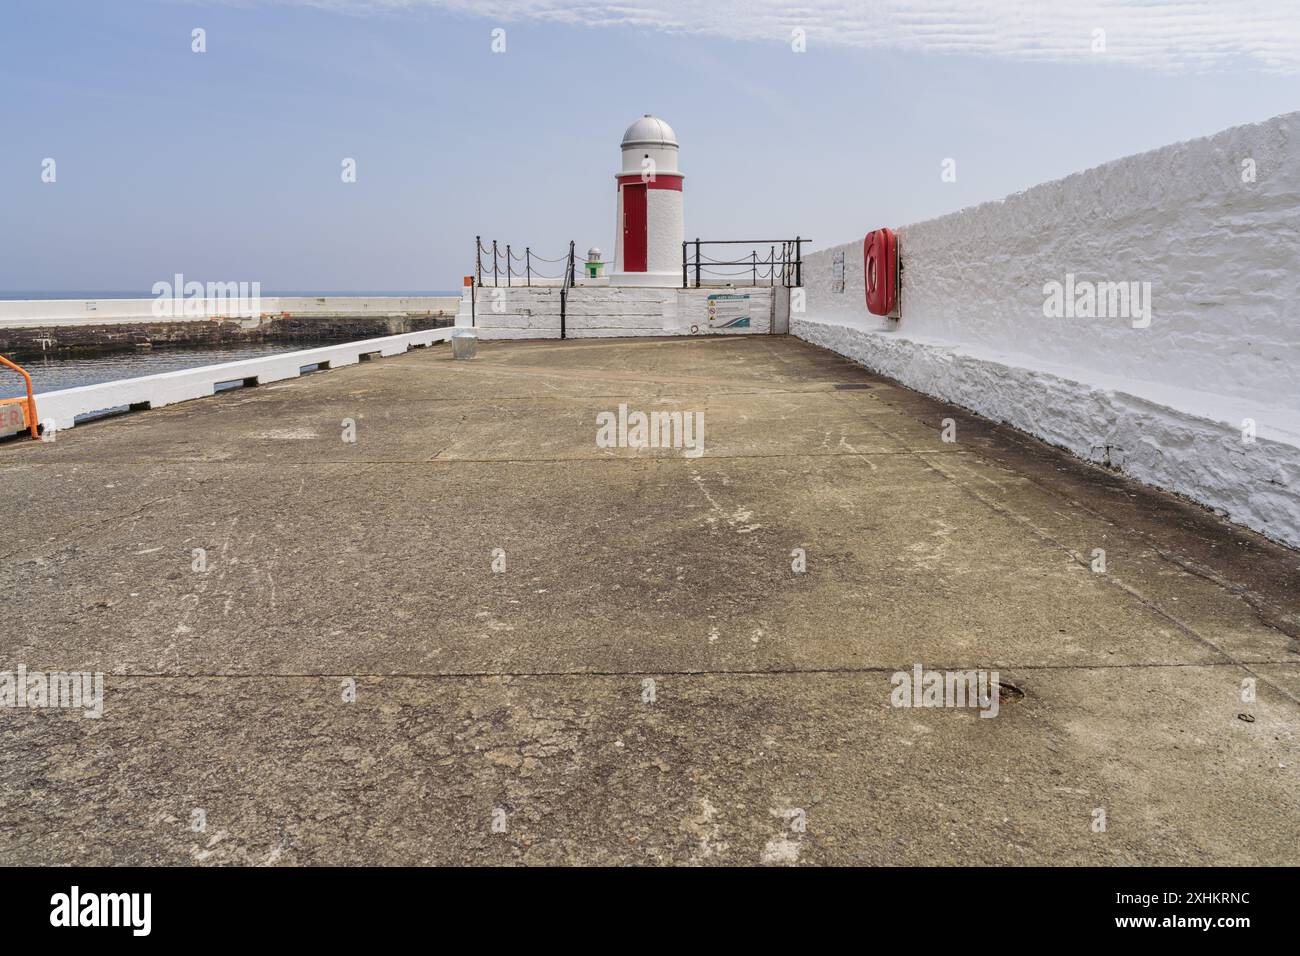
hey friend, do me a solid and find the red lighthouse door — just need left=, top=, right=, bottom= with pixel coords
left=622, top=183, right=647, bottom=272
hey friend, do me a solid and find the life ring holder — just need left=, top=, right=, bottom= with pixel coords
left=864, top=228, right=900, bottom=319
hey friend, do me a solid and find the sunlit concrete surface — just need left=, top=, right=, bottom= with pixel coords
left=1, top=336, right=1296, bottom=865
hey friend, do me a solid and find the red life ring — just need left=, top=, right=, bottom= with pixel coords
left=864, top=228, right=898, bottom=316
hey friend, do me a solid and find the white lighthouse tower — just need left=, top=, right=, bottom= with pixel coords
left=612, top=115, right=684, bottom=285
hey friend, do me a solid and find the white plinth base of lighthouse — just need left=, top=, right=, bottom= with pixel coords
left=608, top=271, right=681, bottom=287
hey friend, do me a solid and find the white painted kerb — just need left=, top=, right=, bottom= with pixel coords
left=22, top=327, right=453, bottom=435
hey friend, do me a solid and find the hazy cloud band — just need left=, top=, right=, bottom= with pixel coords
left=268, top=0, right=1300, bottom=72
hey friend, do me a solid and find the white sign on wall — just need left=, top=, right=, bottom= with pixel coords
left=707, top=294, right=751, bottom=329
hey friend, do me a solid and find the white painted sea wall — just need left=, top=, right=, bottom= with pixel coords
left=457, top=286, right=774, bottom=338
left=795, top=111, right=1300, bottom=548
left=10, top=328, right=455, bottom=435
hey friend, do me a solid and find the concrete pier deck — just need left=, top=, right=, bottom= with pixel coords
left=1, top=336, right=1297, bottom=865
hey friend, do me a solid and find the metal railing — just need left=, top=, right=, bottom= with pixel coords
left=472, top=237, right=577, bottom=338
left=681, top=238, right=807, bottom=289
left=475, top=236, right=807, bottom=290
left=475, top=236, right=576, bottom=287
left=0, top=354, right=40, bottom=440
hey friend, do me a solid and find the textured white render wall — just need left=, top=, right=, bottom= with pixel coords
left=456, top=286, right=772, bottom=338
left=795, top=112, right=1300, bottom=548
left=646, top=188, right=685, bottom=277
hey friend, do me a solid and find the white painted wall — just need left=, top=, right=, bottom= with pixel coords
left=795, top=111, right=1300, bottom=548
left=457, top=286, right=773, bottom=338
left=646, top=188, right=684, bottom=278
left=613, top=186, right=626, bottom=274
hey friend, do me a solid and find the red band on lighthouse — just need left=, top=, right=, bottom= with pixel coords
left=615, top=174, right=683, bottom=191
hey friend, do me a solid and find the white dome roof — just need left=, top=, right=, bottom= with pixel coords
left=622, top=114, right=677, bottom=148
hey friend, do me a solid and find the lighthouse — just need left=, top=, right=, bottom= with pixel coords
left=612, top=115, right=684, bottom=285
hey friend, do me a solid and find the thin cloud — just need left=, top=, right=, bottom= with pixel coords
left=266, top=0, right=1300, bottom=72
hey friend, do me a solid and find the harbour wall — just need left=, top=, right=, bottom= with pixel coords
left=795, top=111, right=1300, bottom=547
left=0, top=296, right=460, bottom=359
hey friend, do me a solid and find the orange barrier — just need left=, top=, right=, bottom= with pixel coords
left=0, top=354, right=39, bottom=440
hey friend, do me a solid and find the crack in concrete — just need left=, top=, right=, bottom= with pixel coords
left=3, top=450, right=968, bottom=467
left=914, top=452, right=1300, bottom=706
left=57, top=660, right=1300, bottom=680
left=0, top=495, right=176, bottom=563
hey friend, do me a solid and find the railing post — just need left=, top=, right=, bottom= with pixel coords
left=475, top=235, right=482, bottom=287
left=769, top=245, right=775, bottom=287
left=559, top=239, right=575, bottom=341
left=526, top=247, right=531, bottom=287
left=795, top=236, right=803, bottom=287
left=694, top=238, right=701, bottom=288
left=751, top=251, right=757, bottom=286
left=492, top=240, right=499, bottom=287
left=682, top=242, right=687, bottom=289
left=506, top=244, right=512, bottom=287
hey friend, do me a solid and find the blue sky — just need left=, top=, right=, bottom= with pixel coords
left=2, top=0, right=1298, bottom=293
